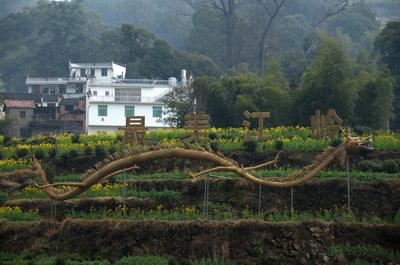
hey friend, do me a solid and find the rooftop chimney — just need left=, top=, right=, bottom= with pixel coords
left=181, top=69, right=187, bottom=86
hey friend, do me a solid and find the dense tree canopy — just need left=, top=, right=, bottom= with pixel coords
left=295, top=37, right=357, bottom=125
left=0, top=0, right=398, bottom=130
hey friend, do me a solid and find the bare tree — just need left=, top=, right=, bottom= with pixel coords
left=183, top=0, right=239, bottom=69
left=256, top=0, right=287, bottom=71
left=311, top=0, right=353, bottom=29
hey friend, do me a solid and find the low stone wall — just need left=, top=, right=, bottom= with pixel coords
left=4, top=179, right=400, bottom=219
left=0, top=220, right=399, bottom=264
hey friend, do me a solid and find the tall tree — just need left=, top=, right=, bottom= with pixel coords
left=295, top=36, right=357, bottom=124
left=256, top=0, right=287, bottom=71
left=185, top=0, right=239, bottom=69
left=356, top=67, right=395, bottom=129
left=374, top=20, right=400, bottom=128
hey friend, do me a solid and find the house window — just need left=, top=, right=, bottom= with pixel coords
left=101, top=69, right=108, bottom=77
left=59, top=85, right=66, bottom=94
left=43, top=87, right=49, bottom=94
left=115, top=88, right=141, bottom=102
left=20, top=111, right=26, bottom=119
left=98, top=105, right=108, bottom=117
left=152, top=106, right=162, bottom=118
left=93, top=90, right=98, bottom=96
left=90, top=69, right=95, bottom=77
left=125, top=106, right=135, bottom=117
left=76, top=84, right=83, bottom=93
left=65, top=105, right=74, bottom=112
left=80, top=69, right=86, bottom=77
left=105, top=91, right=110, bottom=96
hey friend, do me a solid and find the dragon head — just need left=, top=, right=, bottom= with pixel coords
left=342, top=128, right=373, bottom=154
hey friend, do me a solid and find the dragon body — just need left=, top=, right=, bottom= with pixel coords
left=32, top=133, right=372, bottom=201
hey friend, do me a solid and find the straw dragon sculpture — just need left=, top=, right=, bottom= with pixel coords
left=0, top=133, right=372, bottom=201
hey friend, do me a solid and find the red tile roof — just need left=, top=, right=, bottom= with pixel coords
left=5, top=99, right=35, bottom=108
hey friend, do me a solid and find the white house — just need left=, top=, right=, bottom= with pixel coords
left=86, top=77, right=180, bottom=134
left=25, top=61, right=187, bottom=134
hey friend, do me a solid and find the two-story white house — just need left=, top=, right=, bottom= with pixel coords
left=86, top=77, right=179, bottom=134
left=25, top=61, right=186, bottom=134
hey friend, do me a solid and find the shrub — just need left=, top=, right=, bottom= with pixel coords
left=382, top=160, right=400, bottom=173
left=95, top=145, right=105, bottom=157
left=208, top=132, right=218, bottom=140
left=116, top=134, right=124, bottom=142
left=48, top=148, right=58, bottom=158
left=71, top=134, right=80, bottom=144
left=109, top=145, right=117, bottom=154
left=0, top=151, right=3, bottom=160
left=3, top=136, right=12, bottom=146
left=115, top=256, right=168, bottom=265
left=34, top=149, right=45, bottom=160
left=68, top=149, right=79, bottom=159
left=330, top=139, right=342, bottom=147
left=44, top=136, right=57, bottom=145
left=394, top=210, right=400, bottom=224
left=210, top=141, right=219, bottom=152
left=191, top=259, right=237, bottom=265
left=274, top=139, right=284, bottom=150
left=14, top=148, right=28, bottom=159
left=84, top=146, right=93, bottom=155
left=152, top=190, right=182, bottom=205
left=353, top=126, right=372, bottom=136
left=357, top=160, right=382, bottom=172
left=61, top=152, right=69, bottom=162
left=243, top=140, right=258, bottom=152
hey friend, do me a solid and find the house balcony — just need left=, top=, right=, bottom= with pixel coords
left=26, top=77, right=87, bottom=85
left=89, top=95, right=165, bottom=104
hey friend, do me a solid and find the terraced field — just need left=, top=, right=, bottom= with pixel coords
left=1, top=128, right=400, bottom=264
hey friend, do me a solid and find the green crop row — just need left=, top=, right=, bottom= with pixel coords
left=0, top=253, right=239, bottom=265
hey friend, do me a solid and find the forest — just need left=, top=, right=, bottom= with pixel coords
left=0, top=0, right=399, bottom=129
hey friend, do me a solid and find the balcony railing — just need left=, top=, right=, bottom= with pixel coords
left=26, top=77, right=87, bottom=84
left=113, top=79, right=170, bottom=85
left=89, top=95, right=166, bottom=103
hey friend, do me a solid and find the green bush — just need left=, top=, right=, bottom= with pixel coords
left=34, top=149, right=45, bottom=160
left=71, top=134, right=80, bottom=144
left=243, top=140, right=258, bottom=152
left=208, top=132, right=218, bottom=140
left=394, top=209, right=400, bottom=224
left=95, top=145, right=105, bottom=157
left=210, top=141, right=219, bottom=152
left=357, top=160, right=383, bottom=172
left=115, top=256, right=168, bottom=265
left=14, top=148, right=29, bottom=159
left=191, top=259, right=237, bottom=265
left=68, top=149, right=79, bottom=159
left=382, top=160, right=400, bottom=173
left=274, top=139, right=284, bottom=150
left=84, top=146, right=93, bottom=155
left=116, top=134, right=124, bottom=142
left=330, top=139, right=342, bottom=147
left=152, top=190, right=182, bottom=205
left=48, top=148, right=58, bottom=158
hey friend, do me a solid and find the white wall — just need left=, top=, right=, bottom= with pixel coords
left=141, top=86, right=171, bottom=102
left=89, top=86, right=115, bottom=102
left=87, top=102, right=168, bottom=134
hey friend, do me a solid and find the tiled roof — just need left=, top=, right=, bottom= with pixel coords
left=5, top=99, right=35, bottom=108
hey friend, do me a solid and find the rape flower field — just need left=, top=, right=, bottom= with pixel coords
left=0, top=126, right=399, bottom=160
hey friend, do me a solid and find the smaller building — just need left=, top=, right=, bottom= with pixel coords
left=59, top=97, right=86, bottom=132
left=4, top=96, right=35, bottom=137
